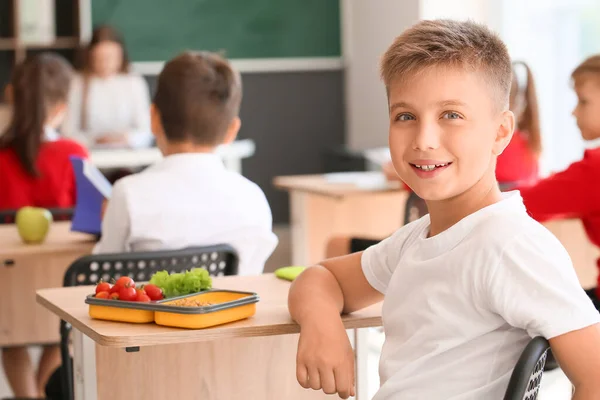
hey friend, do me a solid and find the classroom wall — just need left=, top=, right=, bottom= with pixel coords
left=342, top=0, right=504, bottom=151
left=342, top=0, right=420, bottom=151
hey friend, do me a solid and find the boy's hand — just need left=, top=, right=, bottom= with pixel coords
left=296, top=315, right=356, bottom=399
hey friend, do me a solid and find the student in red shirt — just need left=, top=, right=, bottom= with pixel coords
left=496, top=61, right=542, bottom=186
left=519, top=55, right=600, bottom=311
left=0, top=53, right=88, bottom=397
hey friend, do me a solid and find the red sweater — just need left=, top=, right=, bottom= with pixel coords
left=496, top=129, right=539, bottom=185
left=518, top=147, right=600, bottom=295
left=0, top=139, right=89, bottom=210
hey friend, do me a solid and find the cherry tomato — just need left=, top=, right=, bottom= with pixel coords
left=95, top=282, right=111, bottom=294
left=95, top=291, right=109, bottom=299
left=136, top=293, right=151, bottom=302
left=119, top=286, right=137, bottom=302
left=109, top=292, right=120, bottom=300
left=143, top=284, right=163, bottom=301
left=114, top=276, right=135, bottom=289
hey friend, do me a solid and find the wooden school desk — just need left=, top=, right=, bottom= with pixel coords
left=37, top=274, right=381, bottom=400
left=0, top=222, right=95, bottom=347
left=90, top=138, right=256, bottom=174
left=274, top=172, right=408, bottom=266
left=275, top=173, right=599, bottom=288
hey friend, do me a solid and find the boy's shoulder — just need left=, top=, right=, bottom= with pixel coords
left=466, top=205, right=568, bottom=262
left=113, top=157, right=267, bottom=201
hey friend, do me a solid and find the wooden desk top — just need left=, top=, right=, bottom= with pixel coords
left=0, top=221, right=95, bottom=258
left=274, top=172, right=403, bottom=198
left=37, top=274, right=382, bottom=348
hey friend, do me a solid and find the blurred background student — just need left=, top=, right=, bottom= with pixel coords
left=62, top=25, right=152, bottom=148
left=496, top=61, right=542, bottom=186
left=0, top=53, right=87, bottom=398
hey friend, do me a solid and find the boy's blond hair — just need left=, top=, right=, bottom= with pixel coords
left=572, top=55, right=600, bottom=86
left=380, top=20, right=512, bottom=110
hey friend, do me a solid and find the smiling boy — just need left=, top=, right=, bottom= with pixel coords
left=288, top=20, right=600, bottom=400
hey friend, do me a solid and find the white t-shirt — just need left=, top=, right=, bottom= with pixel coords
left=362, top=192, right=600, bottom=400
left=63, top=73, right=152, bottom=148
left=94, top=153, right=278, bottom=275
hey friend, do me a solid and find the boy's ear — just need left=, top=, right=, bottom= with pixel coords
left=492, top=110, right=516, bottom=156
left=4, top=84, right=13, bottom=104
left=223, top=117, right=241, bottom=145
left=150, top=103, right=165, bottom=140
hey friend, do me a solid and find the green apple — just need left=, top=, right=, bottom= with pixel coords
left=15, top=207, right=53, bottom=244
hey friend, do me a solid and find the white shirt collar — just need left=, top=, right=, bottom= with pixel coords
left=154, top=152, right=224, bottom=171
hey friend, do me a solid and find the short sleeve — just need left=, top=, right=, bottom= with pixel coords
left=486, top=231, right=600, bottom=339
left=93, top=179, right=131, bottom=254
left=361, top=220, right=422, bottom=294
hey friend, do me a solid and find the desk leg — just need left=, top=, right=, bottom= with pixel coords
left=354, top=328, right=370, bottom=400
left=290, top=192, right=310, bottom=266
left=73, top=329, right=97, bottom=400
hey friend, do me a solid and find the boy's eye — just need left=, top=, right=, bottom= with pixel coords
left=442, top=111, right=462, bottom=120
left=396, top=113, right=415, bottom=121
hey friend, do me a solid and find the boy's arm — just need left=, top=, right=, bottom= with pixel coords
left=549, top=324, right=600, bottom=399
left=519, top=158, right=598, bottom=222
left=289, top=252, right=384, bottom=319
left=288, top=252, right=383, bottom=399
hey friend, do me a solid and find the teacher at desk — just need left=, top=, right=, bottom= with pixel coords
left=62, top=25, right=152, bottom=148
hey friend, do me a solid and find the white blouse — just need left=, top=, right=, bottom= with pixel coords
left=62, top=73, right=153, bottom=148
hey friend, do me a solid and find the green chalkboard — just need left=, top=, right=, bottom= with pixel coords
left=91, top=0, right=341, bottom=61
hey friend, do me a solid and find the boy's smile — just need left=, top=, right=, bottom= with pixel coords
left=409, top=159, right=452, bottom=178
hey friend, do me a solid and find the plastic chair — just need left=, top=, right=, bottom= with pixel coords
left=504, top=336, right=550, bottom=400
left=59, top=245, right=238, bottom=400
left=0, top=208, right=74, bottom=224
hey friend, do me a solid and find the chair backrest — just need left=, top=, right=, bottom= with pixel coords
left=403, top=191, right=428, bottom=225
left=63, top=244, right=239, bottom=287
left=0, top=207, right=74, bottom=224
left=504, top=336, right=550, bottom=400
left=59, top=244, right=239, bottom=400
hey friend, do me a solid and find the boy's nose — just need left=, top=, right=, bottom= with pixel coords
left=412, top=123, right=440, bottom=151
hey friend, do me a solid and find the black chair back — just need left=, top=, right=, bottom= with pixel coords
left=504, top=336, right=550, bottom=400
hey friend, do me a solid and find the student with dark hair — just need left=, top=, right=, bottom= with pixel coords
left=0, top=53, right=88, bottom=397
left=94, top=51, right=277, bottom=276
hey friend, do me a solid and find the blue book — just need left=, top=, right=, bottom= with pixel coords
left=70, top=156, right=112, bottom=235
